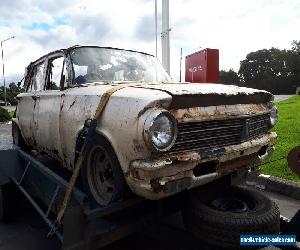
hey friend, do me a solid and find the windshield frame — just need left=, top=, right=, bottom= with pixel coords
left=68, top=46, right=171, bottom=86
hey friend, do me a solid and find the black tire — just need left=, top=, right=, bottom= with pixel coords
left=81, top=134, right=127, bottom=207
left=12, top=122, right=29, bottom=150
left=182, top=186, right=280, bottom=249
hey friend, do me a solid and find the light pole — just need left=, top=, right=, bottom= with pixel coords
left=161, top=0, right=170, bottom=74
left=155, top=0, right=158, bottom=58
left=1, top=36, right=15, bottom=106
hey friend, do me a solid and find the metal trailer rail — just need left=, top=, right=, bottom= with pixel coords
left=0, top=148, right=184, bottom=250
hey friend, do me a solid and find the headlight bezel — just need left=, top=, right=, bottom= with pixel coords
left=144, top=110, right=178, bottom=152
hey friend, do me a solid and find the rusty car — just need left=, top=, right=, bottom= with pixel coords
left=12, top=46, right=281, bottom=247
left=12, top=45, right=279, bottom=202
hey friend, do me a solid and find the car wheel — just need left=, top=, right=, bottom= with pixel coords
left=12, top=122, right=29, bottom=150
left=81, top=134, right=127, bottom=207
left=182, top=186, right=280, bottom=249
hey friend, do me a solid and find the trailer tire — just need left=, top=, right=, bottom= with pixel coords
left=81, top=134, right=127, bottom=207
left=12, top=122, right=29, bottom=151
left=182, top=186, right=280, bottom=249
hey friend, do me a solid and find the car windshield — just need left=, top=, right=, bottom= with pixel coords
left=70, top=47, right=171, bottom=84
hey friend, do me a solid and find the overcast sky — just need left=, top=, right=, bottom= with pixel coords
left=0, top=0, right=299, bottom=85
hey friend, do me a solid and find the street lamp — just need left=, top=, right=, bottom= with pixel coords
left=1, top=36, right=15, bottom=106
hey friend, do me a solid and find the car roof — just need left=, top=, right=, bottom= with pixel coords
left=29, top=45, right=155, bottom=66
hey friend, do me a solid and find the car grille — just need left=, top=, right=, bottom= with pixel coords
left=170, top=113, right=270, bottom=153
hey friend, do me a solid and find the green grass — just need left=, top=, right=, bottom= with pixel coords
left=261, top=96, right=300, bottom=183
left=8, top=111, right=14, bottom=119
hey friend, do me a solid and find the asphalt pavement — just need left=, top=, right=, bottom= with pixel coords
left=0, top=124, right=298, bottom=250
left=274, top=95, right=294, bottom=102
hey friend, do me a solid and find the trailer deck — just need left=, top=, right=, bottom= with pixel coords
left=0, top=124, right=189, bottom=250
left=0, top=123, right=299, bottom=250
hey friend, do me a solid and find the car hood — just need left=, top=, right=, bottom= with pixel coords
left=131, top=83, right=273, bottom=109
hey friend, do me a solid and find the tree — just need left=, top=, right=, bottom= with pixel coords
left=0, top=82, right=24, bottom=105
left=219, top=69, right=240, bottom=85
left=238, top=46, right=300, bottom=94
left=0, top=106, right=10, bottom=122
left=292, top=40, right=300, bottom=54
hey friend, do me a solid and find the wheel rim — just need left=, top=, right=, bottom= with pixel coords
left=209, top=196, right=253, bottom=213
left=87, top=145, right=115, bottom=206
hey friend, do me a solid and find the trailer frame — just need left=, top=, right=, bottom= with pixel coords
left=0, top=147, right=185, bottom=250
left=0, top=146, right=299, bottom=249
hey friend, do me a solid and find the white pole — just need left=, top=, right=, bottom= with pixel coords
left=155, top=0, right=158, bottom=58
left=179, top=48, right=182, bottom=82
left=1, top=42, right=6, bottom=106
left=161, top=0, right=170, bottom=74
left=1, top=36, right=14, bottom=106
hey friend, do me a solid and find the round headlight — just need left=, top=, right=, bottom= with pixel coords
left=270, top=106, right=278, bottom=127
left=148, top=112, right=177, bottom=151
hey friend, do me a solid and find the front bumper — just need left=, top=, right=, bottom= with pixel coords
left=126, top=132, right=277, bottom=200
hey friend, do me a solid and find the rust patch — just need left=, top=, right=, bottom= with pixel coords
left=171, top=103, right=270, bottom=123
left=33, top=99, right=37, bottom=109
left=150, top=179, right=166, bottom=193
left=176, top=152, right=201, bottom=161
left=169, top=92, right=272, bottom=109
left=137, top=106, right=150, bottom=118
left=132, top=139, right=143, bottom=152
left=217, top=153, right=257, bottom=173
left=60, top=95, right=65, bottom=111
left=137, top=99, right=166, bottom=118
left=68, top=97, right=77, bottom=110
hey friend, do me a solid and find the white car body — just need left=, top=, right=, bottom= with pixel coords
left=14, top=46, right=277, bottom=200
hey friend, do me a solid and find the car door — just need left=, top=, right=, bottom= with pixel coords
left=34, top=54, right=65, bottom=161
left=17, top=59, right=46, bottom=146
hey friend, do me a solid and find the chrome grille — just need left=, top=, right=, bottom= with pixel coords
left=247, top=114, right=270, bottom=138
left=171, top=113, right=270, bottom=153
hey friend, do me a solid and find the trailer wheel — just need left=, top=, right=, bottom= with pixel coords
left=82, top=134, right=127, bottom=207
left=182, top=186, right=280, bottom=249
left=12, top=122, right=29, bottom=150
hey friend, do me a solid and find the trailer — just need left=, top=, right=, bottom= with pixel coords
left=0, top=131, right=299, bottom=249
left=0, top=143, right=192, bottom=250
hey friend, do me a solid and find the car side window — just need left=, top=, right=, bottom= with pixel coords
left=28, top=61, right=46, bottom=92
left=47, top=56, right=64, bottom=90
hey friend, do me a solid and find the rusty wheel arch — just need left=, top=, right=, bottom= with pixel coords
left=74, top=128, right=120, bottom=167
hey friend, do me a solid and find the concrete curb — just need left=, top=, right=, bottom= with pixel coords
left=246, top=174, right=300, bottom=200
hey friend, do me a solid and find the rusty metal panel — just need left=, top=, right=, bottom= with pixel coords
left=133, top=83, right=273, bottom=108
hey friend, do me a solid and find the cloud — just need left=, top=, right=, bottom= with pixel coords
left=0, top=0, right=300, bottom=85
left=135, top=15, right=155, bottom=41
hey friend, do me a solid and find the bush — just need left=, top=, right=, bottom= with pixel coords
left=0, top=107, right=10, bottom=122
left=296, top=87, right=300, bottom=95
